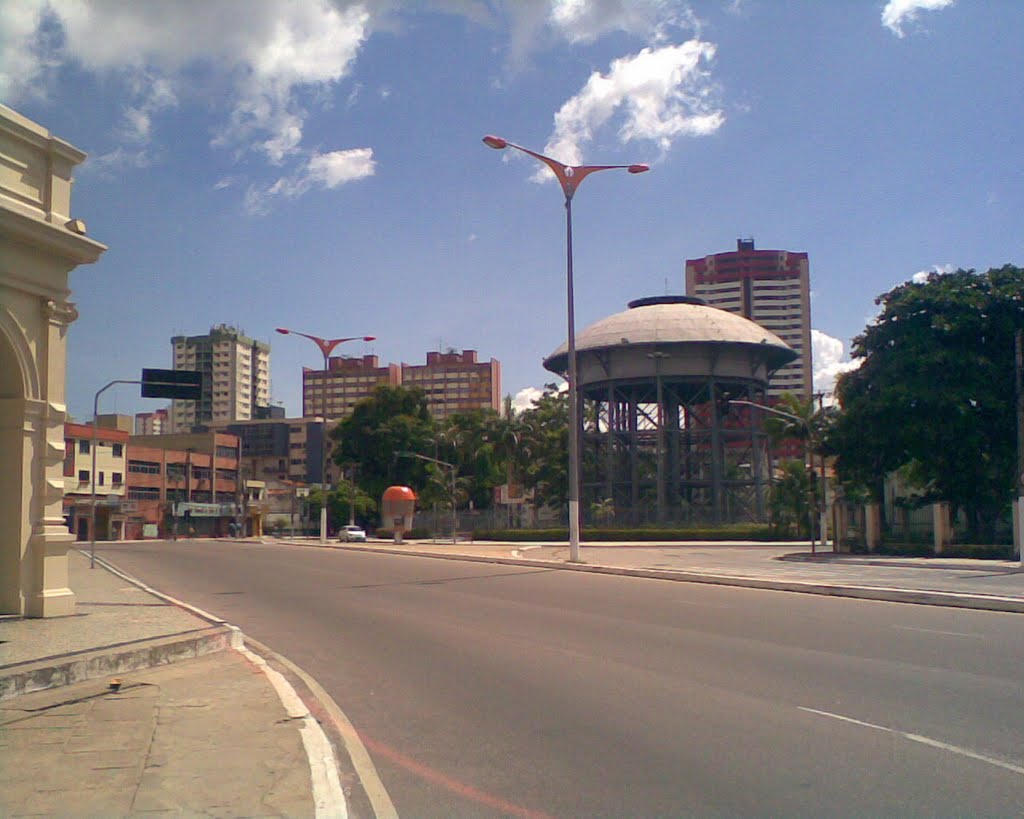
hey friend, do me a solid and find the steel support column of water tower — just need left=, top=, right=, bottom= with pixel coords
left=543, top=296, right=797, bottom=526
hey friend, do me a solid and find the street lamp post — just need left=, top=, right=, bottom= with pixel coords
left=396, top=450, right=458, bottom=543
left=276, top=328, right=375, bottom=545
left=730, top=398, right=827, bottom=553
left=482, top=135, right=648, bottom=562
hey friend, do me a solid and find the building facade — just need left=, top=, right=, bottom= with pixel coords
left=212, top=416, right=330, bottom=485
left=171, top=325, right=270, bottom=432
left=135, top=408, right=169, bottom=435
left=126, top=431, right=243, bottom=538
left=301, top=354, right=400, bottom=420
left=685, top=239, right=812, bottom=399
left=402, top=350, right=502, bottom=420
left=63, top=422, right=130, bottom=541
left=0, top=104, right=106, bottom=617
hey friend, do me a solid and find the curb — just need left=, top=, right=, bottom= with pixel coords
left=321, top=543, right=1024, bottom=614
left=0, top=624, right=239, bottom=701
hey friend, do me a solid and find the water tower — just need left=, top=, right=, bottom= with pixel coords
left=544, top=296, right=796, bottom=525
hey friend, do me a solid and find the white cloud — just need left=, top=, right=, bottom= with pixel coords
left=6, top=0, right=373, bottom=164
left=0, top=0, right=54, bottom=101
left=245, top=147, right=376, bottom=214
left=549, top=0, right=695, bottom=45
left=812, top=329, right=860, bottom=398
left=911, top=262, right=955, bottom=283
left=881, top=0, right=955, bottom=38
left=539, top=40, right=723, bottom=171
left=511, top=381, right=567, bottom=414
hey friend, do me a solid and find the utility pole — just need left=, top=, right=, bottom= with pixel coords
left=1015, top=330, right=1023, bottom=561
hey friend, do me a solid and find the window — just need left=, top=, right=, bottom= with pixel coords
left=112, top=443, right=123, bottom=457
left=78, top=469, right=89, bottom=483
left=79, top=440, right=90, bottom=455
left=112, top=472, right=123, bottom=485
left=128, top=487, right=161, bottom=500
left=98, top=472, right=105, bottom=486
left=128, top=460, right=161, bottom=475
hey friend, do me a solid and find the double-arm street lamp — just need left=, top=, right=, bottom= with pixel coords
left=276, top=327, right=375, bottom=544
left=482, top=135, right=648, bottom=562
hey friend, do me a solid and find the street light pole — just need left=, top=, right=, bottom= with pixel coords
left=482, top=135, right=648, bottom=562
left=276, top=328, right=375, bottom=545
left=396, top=450, right=458, bottom=543
left=730, top=398, right=827, bottom=553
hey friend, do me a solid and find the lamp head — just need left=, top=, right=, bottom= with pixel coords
left=482, top=135, right=507, bottom=150
left=275, top=327, right=290, bottom=335
left=628, top=164, right=650, bottom=174
left=362, top=336, right=376, bottom=342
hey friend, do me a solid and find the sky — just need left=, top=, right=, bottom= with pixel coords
left=3, top=0, right=1022, bottom=421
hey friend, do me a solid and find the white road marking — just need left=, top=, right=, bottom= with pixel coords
left=797, top=707, right=890, bottom=732
left=798, top=707, right=1024, bottom=776
left=892, top=625, right=983, bottom=639
left=239, top=646, right=348, bottom=819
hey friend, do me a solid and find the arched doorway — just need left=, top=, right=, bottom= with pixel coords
left=0, top=328, right=27, bottom=614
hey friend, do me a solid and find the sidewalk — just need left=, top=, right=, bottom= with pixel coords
left=296, top=537, right=1024, bottom=613
left=0, top=551, right=322, bottom=818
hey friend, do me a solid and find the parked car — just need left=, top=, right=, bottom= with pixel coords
left=339, top=525, right=367, bottom=542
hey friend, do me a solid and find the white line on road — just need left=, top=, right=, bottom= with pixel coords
left=891, top=625, right=983, bottom=639
left=798, top=707, right=1024, bottom=776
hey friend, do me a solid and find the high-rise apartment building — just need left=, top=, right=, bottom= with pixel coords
left=685, top=239, right=812, bottom=399
left=402, top=349, right=501, bottom=420
left=295, top=349, right=502, bottom=422
left=135, top=409, right=169, bottom=436
left=302, top=354, right=400, bottom=420
left=171, top=325, right=270, bottom=432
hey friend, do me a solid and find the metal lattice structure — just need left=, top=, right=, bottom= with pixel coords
left=544, top=296, right=797, bottom=525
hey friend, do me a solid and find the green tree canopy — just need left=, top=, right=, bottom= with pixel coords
left=830, top=265, right=1024, bottom=540
left=333, top=385, right=436, bottom=510
left=517, top=384, right=569, bottom=509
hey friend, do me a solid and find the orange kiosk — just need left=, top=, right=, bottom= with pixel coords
left=382, top=485, right=417, bottom=544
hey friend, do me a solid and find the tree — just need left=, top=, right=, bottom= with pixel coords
left=333, top=385, right=436, bottom=513
left=517, top=384, right=569, bottom=510
left=830, top=265, right=1024, bottom=541
left=768, top=461, right=815, bottom=537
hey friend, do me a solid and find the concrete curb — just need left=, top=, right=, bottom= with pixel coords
left=0, top=624, right=239, bottom=701
left=323, top=543, right=1024, bottom=614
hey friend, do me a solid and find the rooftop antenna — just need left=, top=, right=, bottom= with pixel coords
left=664, top=277, right=669, bottom=295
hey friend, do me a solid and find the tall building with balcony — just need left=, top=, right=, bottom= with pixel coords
left=171, top=325, right=270, bottom=432
left=685, top=239, right=812, bottom=399
left=402, top=349, right=502, bottom=420
left=301, top=354, right=400, bottom=421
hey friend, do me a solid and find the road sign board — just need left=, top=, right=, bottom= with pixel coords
left=141, top=368, right=202, bottom=400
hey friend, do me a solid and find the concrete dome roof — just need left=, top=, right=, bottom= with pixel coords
left=544, top=296, right=797, bottom=374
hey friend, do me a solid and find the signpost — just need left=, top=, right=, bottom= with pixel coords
left=89, top=369, right=201, bottom=567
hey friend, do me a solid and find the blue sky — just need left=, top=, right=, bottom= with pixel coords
left=3, top=0, right=1021, bottom=420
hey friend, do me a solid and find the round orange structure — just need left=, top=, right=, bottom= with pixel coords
left=382, top=486, right=417, bottom=502
left=381, top=486, right=417, bottom=543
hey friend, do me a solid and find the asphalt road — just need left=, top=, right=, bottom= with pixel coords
left=102, top=540, right=1024, bottom=818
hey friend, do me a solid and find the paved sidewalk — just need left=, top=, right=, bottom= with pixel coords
left=0, top=651, right=315, bottom=817
left=291, top=537, right=1024, bottom=613
left=0, top=551, right=321, bottom=818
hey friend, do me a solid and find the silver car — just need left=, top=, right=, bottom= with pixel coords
left=339, top=525, right=367, bottom=542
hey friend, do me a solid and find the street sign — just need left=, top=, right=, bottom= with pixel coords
left=141, top=368, right=202, bottom=400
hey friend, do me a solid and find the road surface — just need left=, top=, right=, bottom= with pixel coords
left=101, top=540, right=1024, bottom=818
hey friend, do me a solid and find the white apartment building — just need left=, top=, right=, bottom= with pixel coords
left=685, top=239, right=812, bottom=399
left=171, top=325, right=270, bottom=432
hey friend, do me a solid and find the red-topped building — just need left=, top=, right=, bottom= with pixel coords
left=685, top=238, right=812, bottom=399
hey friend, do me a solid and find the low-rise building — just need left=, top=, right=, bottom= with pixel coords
left=63, top=422, right=130, bottom=541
